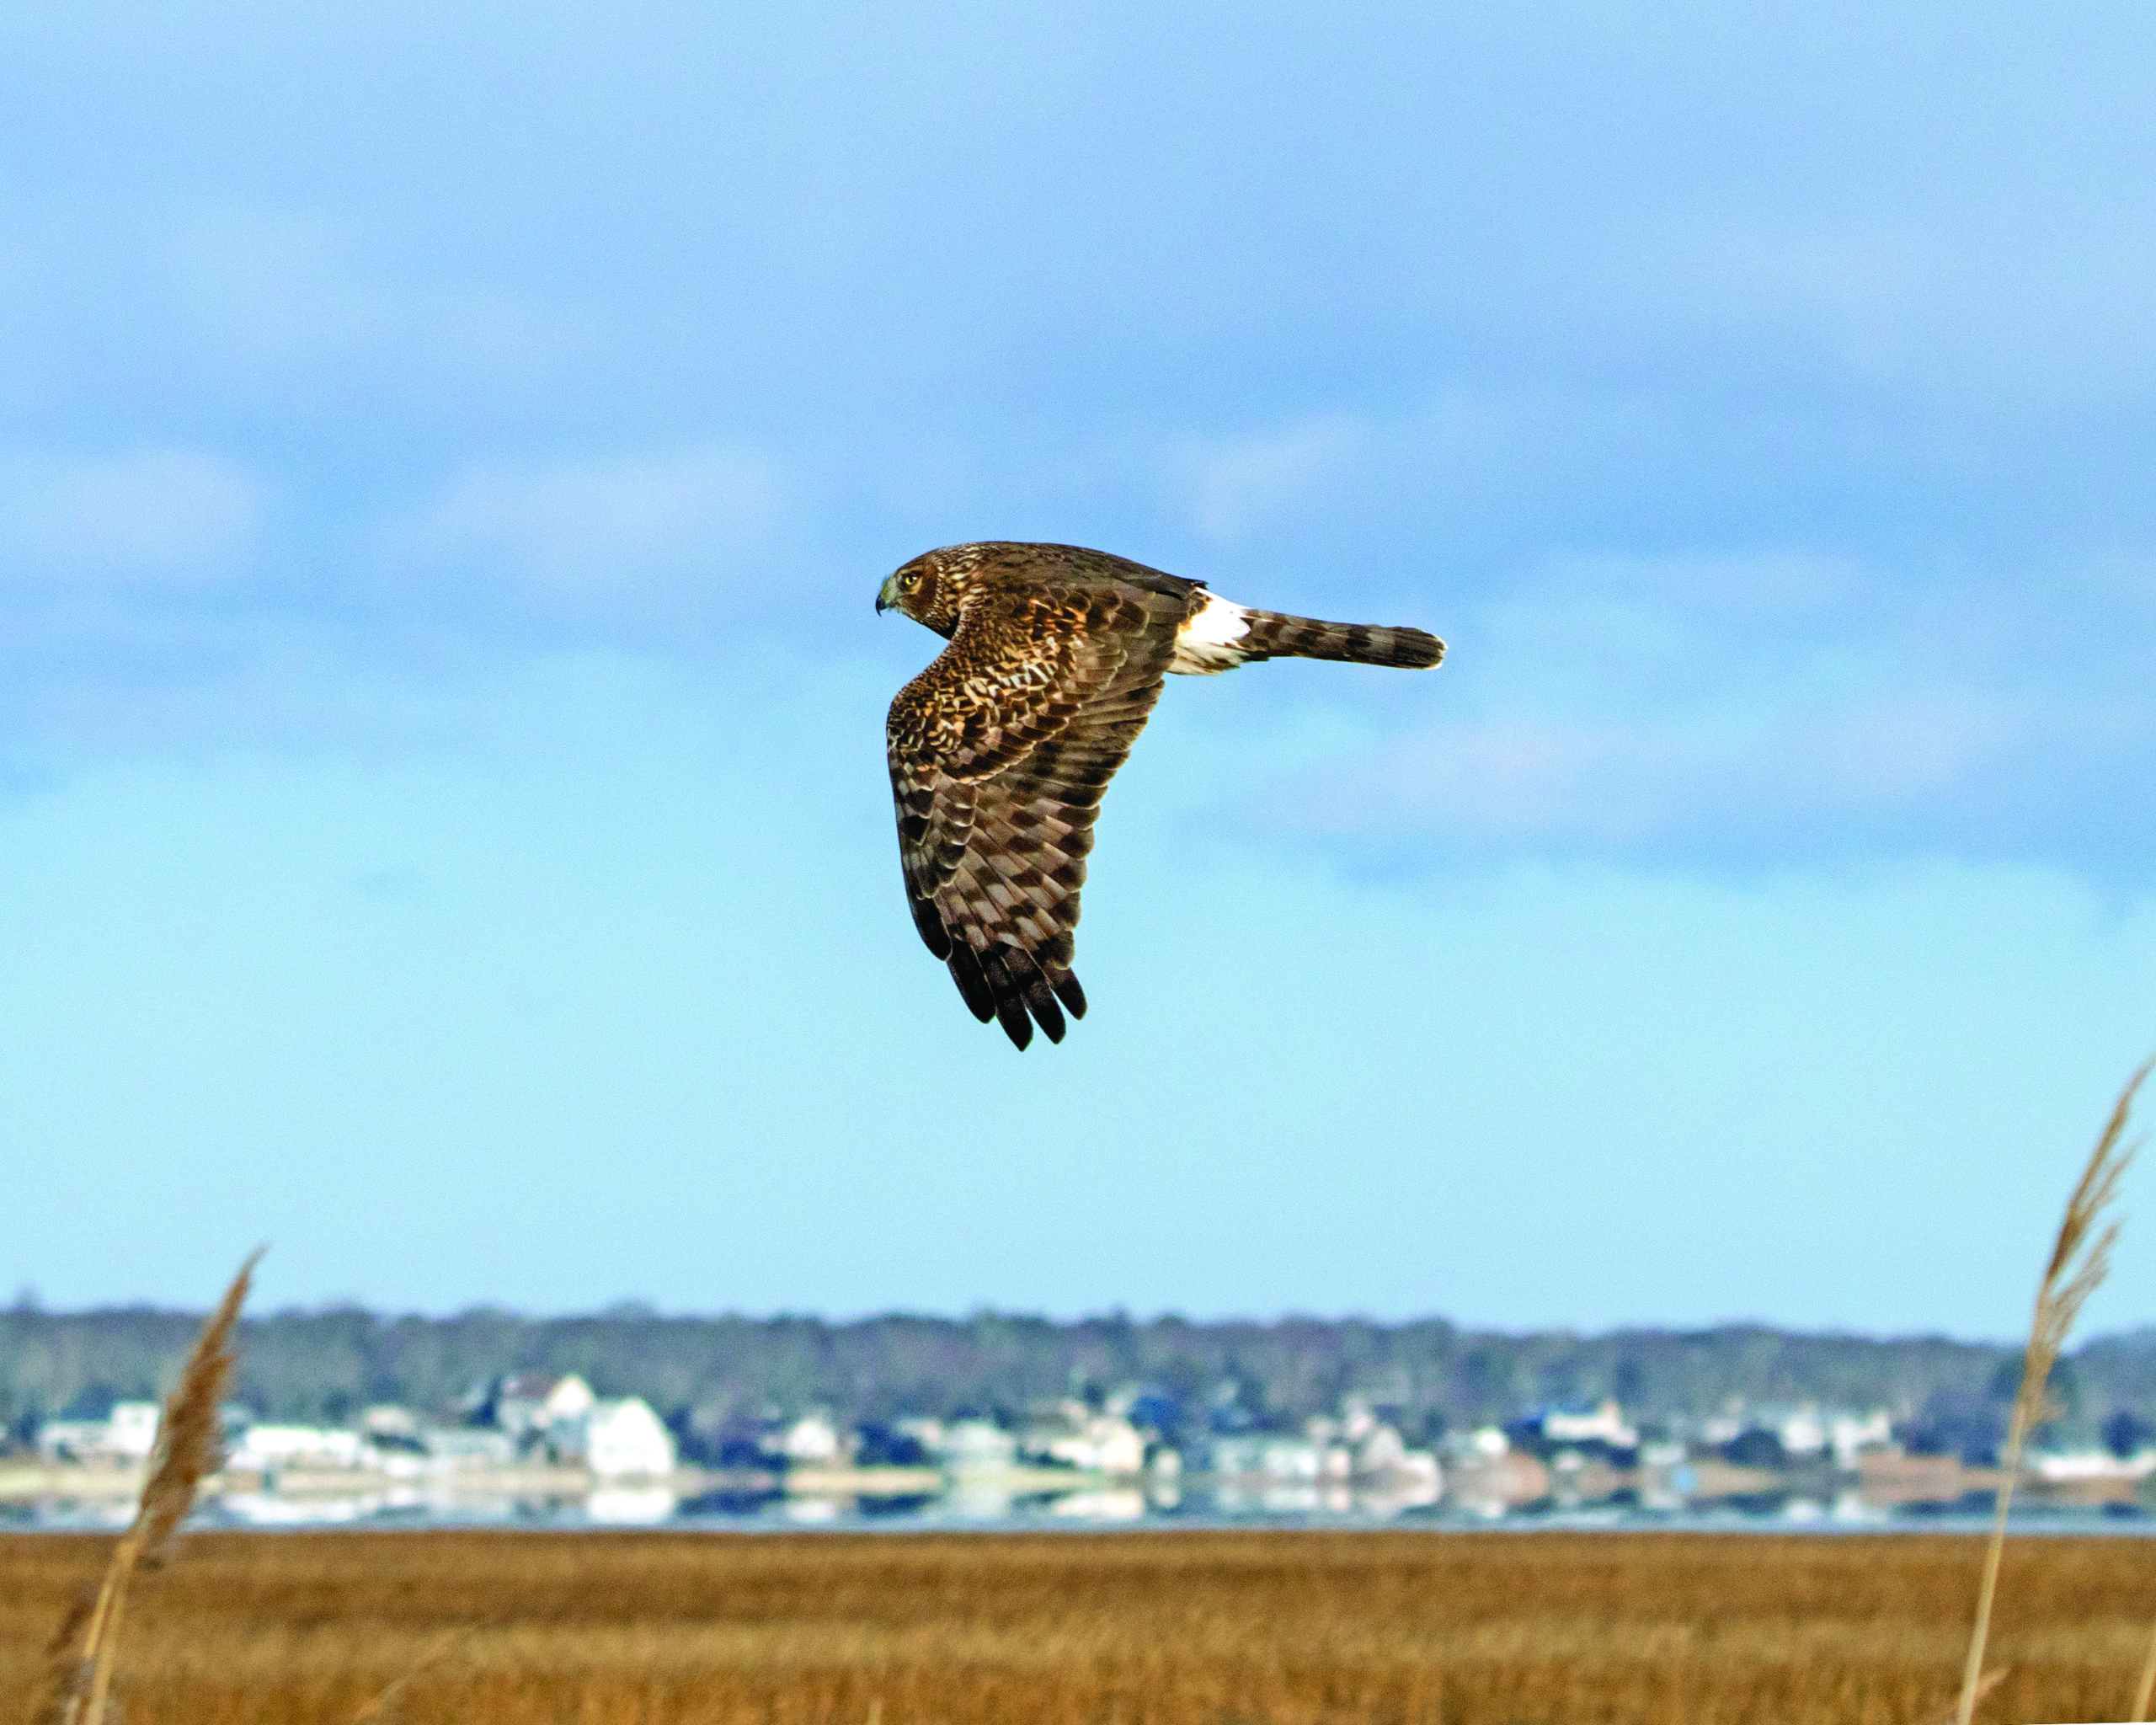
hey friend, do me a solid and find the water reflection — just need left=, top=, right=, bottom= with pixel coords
left=1047, top=1488, right=1146, bottom=1521
left=9, top=1466, right=2156, bottom=1535
left=585, top=1487, right=679, bottom=1525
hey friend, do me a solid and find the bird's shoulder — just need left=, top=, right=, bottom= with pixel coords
left=888, top=545, right=1195, bottom=756
left=888, top=591, right=1098, bottom=750
left=967, top=542, right=1207, bottom=606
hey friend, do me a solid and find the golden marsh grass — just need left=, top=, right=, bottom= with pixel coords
left=35, top=1250, right=259, bottom=1725
left=5, top=1527, right=2155, bottom=1725
left=1958, top=1057, right=2145, bottom=1724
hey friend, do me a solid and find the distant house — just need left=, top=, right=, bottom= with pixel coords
left=229, top=1425, right=368, bottom=1471
left=1208, top=1434, right=1330, bottom=1482
left=557, top=1397, right=677, bottom=1477
left=780, top=1413, right=845, bottom=1465
left=1020, top=1408, right=1147, bottom=1476
left=36, top=1421, right=116, bottom=1465
left=1352, top=1422, right=1408, bottom=1475
left=423, top=1428, right=518, bottom=1466
left=939, top=1420, right=1017, bottom=1472
left=1822, top=1410, right=1895, bottom=1467
left=35, top=1403, right=163, bottom=1466
left=1441, top=1426, right=1512, bottom=1461
left=361, top=1405, right=419, bottom=1439
left=1538, top=1400, right=1638, bottom=1450
left=1702, top=1404, right=1893, bottom=1469
left=108, top=1403, right=161, bottom=1461
left=1294, top=1418, right=1355, bottom=1479
left=491, top=1373, right=596, bottom=1441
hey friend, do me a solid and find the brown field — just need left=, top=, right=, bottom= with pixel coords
left=5, top=1527, right=2154, bottom=1724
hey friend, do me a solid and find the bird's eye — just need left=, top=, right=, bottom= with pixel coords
left=904, top=570, right=921, bottom=589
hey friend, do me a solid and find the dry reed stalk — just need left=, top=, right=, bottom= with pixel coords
left=350, top=1624, right=480, bottom=1722
left=1953, top=1058, right=2148, bottom=1725
left=34, top=1248, right=261, bottom=1725
left=30, top=1594, right=97, bottom=1725
left=2134, top=1618, right=2156, bottom=1724
left=1936, top=1666, right=2009, bottom=1725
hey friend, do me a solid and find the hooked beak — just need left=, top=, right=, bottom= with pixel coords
left=875, top=574, right=899, bottom=615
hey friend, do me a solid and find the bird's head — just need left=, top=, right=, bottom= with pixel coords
left=875, top=546, right=982, bottom=638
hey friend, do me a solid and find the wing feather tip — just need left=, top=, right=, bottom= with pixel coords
left=979, top=950, right=1034, bottom=1050
left=910, top=896, right=953, bottom=959
left=946, top=944, right=996, bottom=1023
left=1022, top=980, right=1066, bottom=1045
left=995, top=999, right=1033, bottom=1050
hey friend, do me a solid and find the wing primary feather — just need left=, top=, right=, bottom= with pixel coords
left=946, top=943, right=997, bottom=1023
left=886, top=552, right=1187, bottom=1047
left=979, top=951, right=1034, bottom=1050
left=910, top=895, right=953, bottom=959
left=1005, top=948, right=1066, bottom=1044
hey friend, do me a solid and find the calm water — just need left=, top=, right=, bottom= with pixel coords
left=10, top=1482, right=2155, bottom=1537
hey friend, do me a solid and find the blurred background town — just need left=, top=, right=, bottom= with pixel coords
left=8, top=1305, right=2156, bottom=1530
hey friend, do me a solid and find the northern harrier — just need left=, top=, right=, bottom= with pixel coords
left=878, top=542, right=1444, bottom=1049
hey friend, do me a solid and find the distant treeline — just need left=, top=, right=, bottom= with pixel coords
left=8, top=1303, right=2156, bottom=1455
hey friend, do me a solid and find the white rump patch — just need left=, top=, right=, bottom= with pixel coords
left=1171, top=592, right=1252, bottom=675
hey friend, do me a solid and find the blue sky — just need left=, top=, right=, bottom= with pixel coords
left=4, top=3, right=2154, bottom=1337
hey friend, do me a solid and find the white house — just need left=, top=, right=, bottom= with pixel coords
left=1541, top=1400, right=1638, bottom=1450
left=1823, top=1410, right=1895, bottom=1467
left=1296, top=1418, right=1355, bottom=1478
left=230, top=1425, right=368, bottom=1471
left=545, top=1376, right=596, bottom=1423
left=1209, top=1434, right=1331, bottom=1481
left=361, top=1405, right=419, bottom=1439
left=562, top=1397, right=677, bottom=1477
left=36, top=1421, right=115, bottom=1464
left=1701, top=1404, right=1894, bottom=1467
left=36, top=1403, right=163, bottom=1466
left=940, top=1419, right=1017, bottom=1472
left=1441, top=1427, right=1512, bottom=1461
left=108, top=1403, right=161, bottom=1460
left=781, top=1413, right=845, bottom=1464
left=494, top=1373, right=596, bottom=1439
left=1353, top=1422, right=1407, bottom=1474
left=1027, top=1413, right=1146, bottom=1476
left=424, top=1428, right=518, bottom=1466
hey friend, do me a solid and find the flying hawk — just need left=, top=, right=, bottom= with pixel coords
left=878, top=542, right=1444, bottom=1049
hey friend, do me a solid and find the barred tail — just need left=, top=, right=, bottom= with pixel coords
left=1239, top=609, right=1445, bottom=670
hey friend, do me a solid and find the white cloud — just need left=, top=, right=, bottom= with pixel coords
left=163, top=205, right=578, bottom=387
left=399, top=442, right=789, bottom=605
left=1539, top=550, right=1857, bottom=622
left=0, top=447, right=264, bottom=585
left=1169, top=414, right=1365, bottom=543
left=1262, top=676, right=2156, bottom=873
left=1223, top=539, right=2156, bottom=874
left=1622, top=219, right=2156, bottom=409
left=1337, top=693, right=2041, bottom=846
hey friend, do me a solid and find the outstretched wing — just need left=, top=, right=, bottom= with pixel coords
left=888, top=583, right=1177, bottom=1049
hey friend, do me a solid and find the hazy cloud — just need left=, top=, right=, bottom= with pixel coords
left=0, top=447, right=264, bottom=585
left=1310, top=696, right=2056, bottom=852
left=5, top=3, right=2156, bottom=883
left=1249, top=548, right=2156, bottom=875
left=1171, top=416, right=1366, bottom=543
left=395, top=442, right=792, bottom=613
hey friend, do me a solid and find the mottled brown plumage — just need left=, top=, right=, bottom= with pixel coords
left=879, top=542, right=1444, bottom=1049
